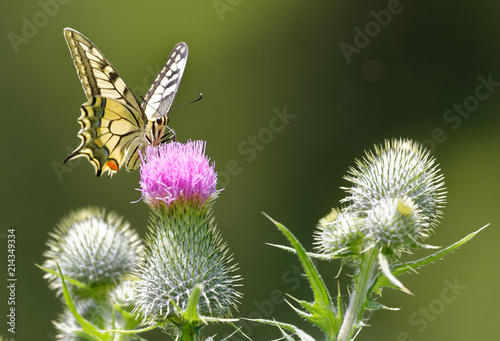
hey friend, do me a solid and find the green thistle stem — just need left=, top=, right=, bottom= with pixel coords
left=180, top=322, right=196, bottom=341
left=337, top=247, right=379, bottom=341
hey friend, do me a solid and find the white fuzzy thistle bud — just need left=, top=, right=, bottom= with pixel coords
left=343, top=139, right=446, bottom=229
left=315, top=208, right=364, bottom=256
left=43, top=207, right=142, bottom=300
left=365, top=196, right=429, bottom=252
left=135, top=203, right=241, bottom=322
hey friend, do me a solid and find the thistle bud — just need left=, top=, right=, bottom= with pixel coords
left=43, top=207, right=142, bottom=300
left=315, top=208, right=364, bottom=256
left=343, top=138, right=446, bottom=229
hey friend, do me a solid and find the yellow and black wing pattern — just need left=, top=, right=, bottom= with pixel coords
left=141, top=42, right=188, bottom=120
left=63, top=28, right=187, bottom=178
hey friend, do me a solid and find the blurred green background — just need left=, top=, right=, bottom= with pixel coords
left=1, top=0, right=499, bottom=340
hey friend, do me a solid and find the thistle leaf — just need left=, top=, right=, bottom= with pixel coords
left=371, top=224, right=489, bottom=294
left=263, top=212, right=342, bottom=339
left=57, top=263, right=107, bottom=340
left=247, top=319, right=316, bottom=341
left=37, top=264, right=94, bottom=293
left=266, top=243, right=340, bottom=260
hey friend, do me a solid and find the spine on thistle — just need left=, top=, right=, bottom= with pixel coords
left=134, top=141, right=241, bottom=331
left=316, top=138, right=446, bottom=257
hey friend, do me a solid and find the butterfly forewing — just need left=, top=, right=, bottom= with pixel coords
left=141, top=42, right=188, bottom=119
left=64, top=28, right=142, bottom=113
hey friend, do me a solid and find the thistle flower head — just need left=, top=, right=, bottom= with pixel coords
left=43, top=207, right=142, bottom=299
left=139, top=140, right=220, bottom=210
left=318, top=139, right=446, bottom=256
left=343, top=138, right=446, bottom=228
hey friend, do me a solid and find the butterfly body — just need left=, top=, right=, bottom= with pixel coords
left=63, top=28, right=188, bottom=177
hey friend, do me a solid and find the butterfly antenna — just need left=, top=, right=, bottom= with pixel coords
left=170, top=93, right=203, bottom=112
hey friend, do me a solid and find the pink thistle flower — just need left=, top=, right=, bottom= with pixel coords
left=139, top=140, right=220, bottom=209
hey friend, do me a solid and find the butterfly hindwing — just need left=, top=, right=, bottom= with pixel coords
left=142, top=42, right=188, bottom=119
left=64, top=97, right=147, bottom=177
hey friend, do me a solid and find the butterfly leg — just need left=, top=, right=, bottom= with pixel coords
left=160, top=125, right=176, bottom=143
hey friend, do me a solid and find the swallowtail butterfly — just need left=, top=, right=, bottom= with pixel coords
left=63, top=28, right=188, bottom=178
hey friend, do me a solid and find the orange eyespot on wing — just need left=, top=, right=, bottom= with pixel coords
left=106, top=160, right=119, bottom=171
